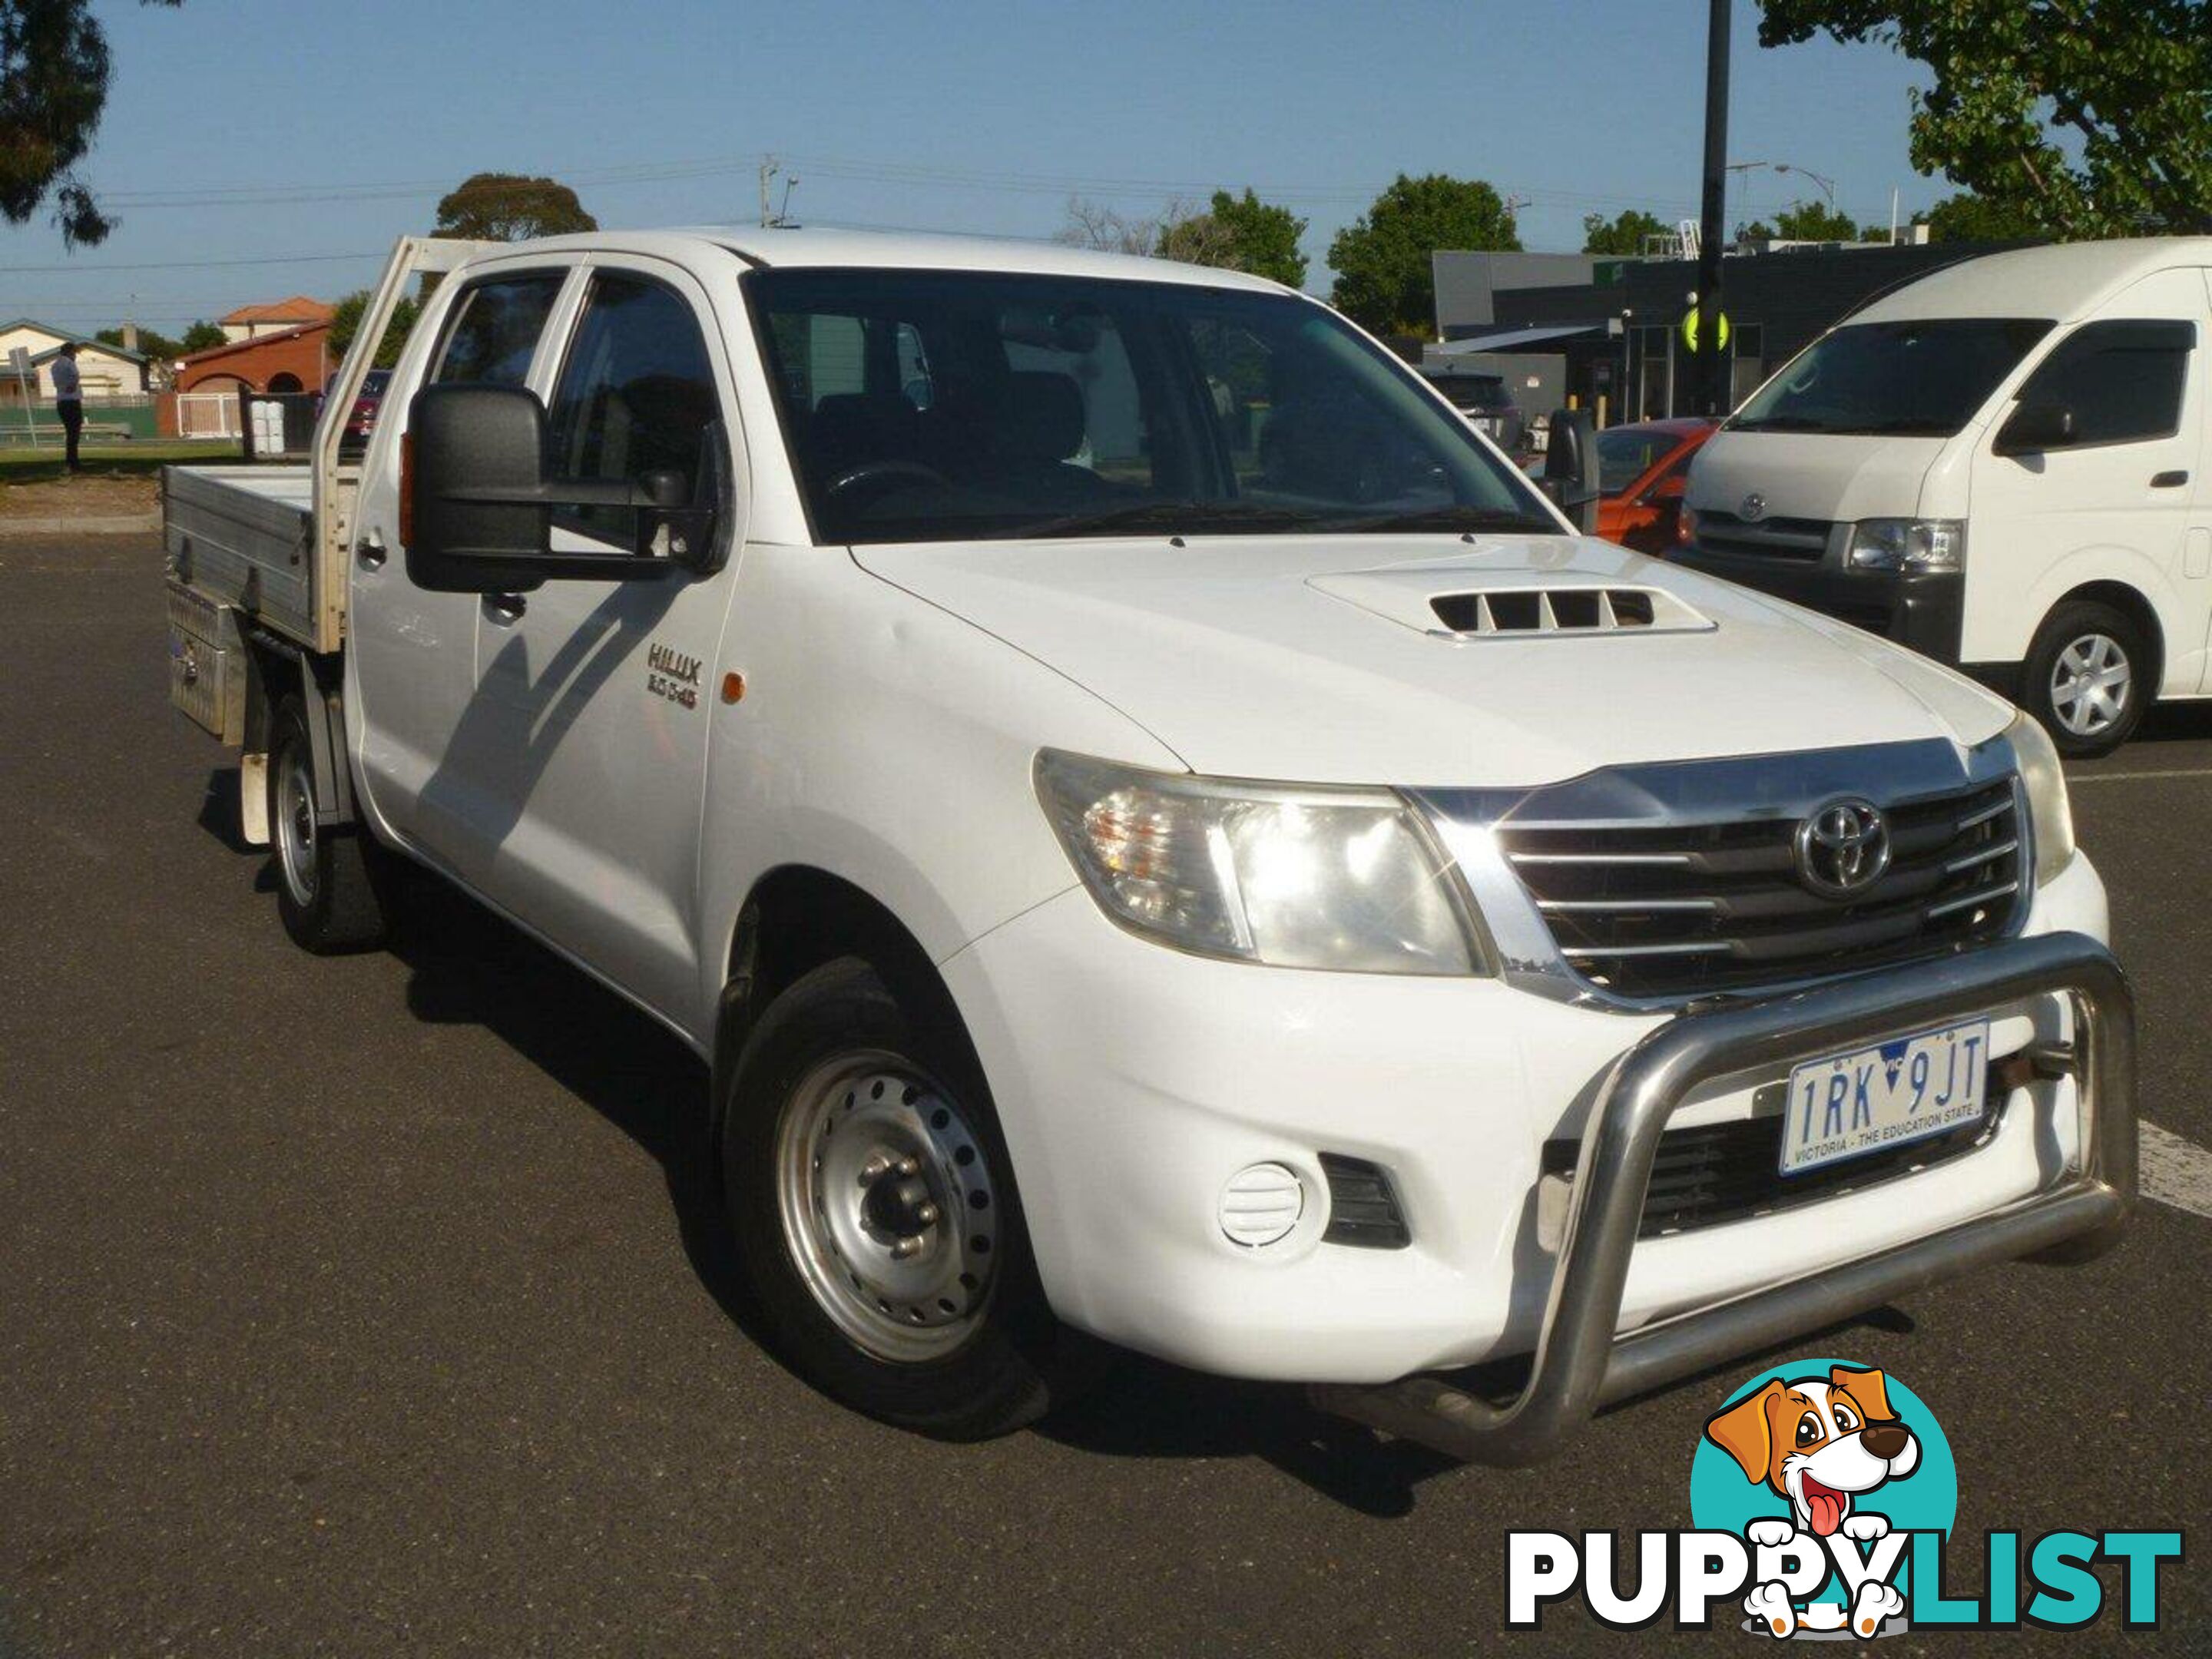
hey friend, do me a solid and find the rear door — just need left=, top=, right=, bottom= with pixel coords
left=349, top=263, right=572, bottom=862
left=451, top=255, right=747, bottom=1021
left=1965, top=269, right=2203, bottom=684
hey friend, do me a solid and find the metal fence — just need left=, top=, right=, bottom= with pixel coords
left=174, top=391, right=244, bottom=441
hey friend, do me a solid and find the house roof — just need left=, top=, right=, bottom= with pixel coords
left=218, top=295, right=335, bottom=326
left=0, top=319, right=147, bottom=363
left=176, top=320, right=329, bottom=366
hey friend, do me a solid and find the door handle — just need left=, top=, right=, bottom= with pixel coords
left=2151, top=470, right=2189, bottom=488
left=482, top=592, right=527, bottom=624
left=355, top=533, right=386, bottom=569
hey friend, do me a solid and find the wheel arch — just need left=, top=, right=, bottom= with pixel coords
left=2040, top=579, right=2166, bottom=694
left=710, top=864, right=980, bottom=1147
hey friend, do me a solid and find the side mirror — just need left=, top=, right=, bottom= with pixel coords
left=404, top=383, right=708, bottom=594
left=1540, top=407, right=1599, bottom=531
left=1993, top=401, right=2077, bottom=458
left=406, top=384, right=551, bottom=594
left=1638, top=471, right=1687, bottom=506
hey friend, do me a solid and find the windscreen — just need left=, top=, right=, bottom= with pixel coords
left=1730, top=318, right=2052, bottom=438
left=749, top=268, right=1558, bottom=545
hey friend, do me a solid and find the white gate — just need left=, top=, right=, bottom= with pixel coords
left=174, top=390, right=243, bottom=440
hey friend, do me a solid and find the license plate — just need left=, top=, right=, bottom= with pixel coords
left=1780, top=1018, right=1991, bottom=1176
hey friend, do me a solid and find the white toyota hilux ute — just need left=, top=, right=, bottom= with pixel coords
left=161, top=230, right=2136, bottom=1462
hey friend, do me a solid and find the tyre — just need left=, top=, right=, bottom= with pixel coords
left=2022, top=600, right=2151, bottom=758
left=267, top=694, right=389, bottom=953
left=721, top=957, right=1058, bottom=1440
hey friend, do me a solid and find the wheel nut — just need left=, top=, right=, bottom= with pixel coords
left=859, top=1154, right=892, bottom=1184
left=896, top=1156, right=921, bottom=1177
left=915, top=1203, right=939, bottom=1226
left=891, top=1236, right=923, bottom=1260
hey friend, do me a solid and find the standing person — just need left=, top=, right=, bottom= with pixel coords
left=51, top=343, right=84, bottom=474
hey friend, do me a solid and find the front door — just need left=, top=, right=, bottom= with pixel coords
left=455, top=257, right=747, bottom=1025
left=1964, top=269, right=2205, bottom=689
left=350, top=263, right=572, bottom=866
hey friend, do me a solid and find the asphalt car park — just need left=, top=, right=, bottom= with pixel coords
left=3, top=535, right=2207, bottom=1655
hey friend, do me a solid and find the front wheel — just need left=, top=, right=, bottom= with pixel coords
left=721, top=958, right=1059, bottom=1440
left=2022, top=601, right=2151, bottom=758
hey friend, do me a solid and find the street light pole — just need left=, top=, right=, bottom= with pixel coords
left=1694, top=0, right=1730, bottom=416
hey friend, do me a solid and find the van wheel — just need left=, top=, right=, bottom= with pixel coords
left=2023, top=601, right=2149, bottom=758
left=267, top=695, right=389, bottom=953
left=721, top=958, right=1057, bottom=1441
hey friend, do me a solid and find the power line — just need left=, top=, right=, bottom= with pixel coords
left=0, top=249, right=379, bottom=274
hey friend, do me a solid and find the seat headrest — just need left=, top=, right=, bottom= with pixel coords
left=991, top=372, right=1085, bottom=461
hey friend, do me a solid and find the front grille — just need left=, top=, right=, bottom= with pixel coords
left=1694, top=510, right=1833, bottom=561
left=1544, top=1075, right=2002, bottom=1238
left=1498, top=778, right=2022, bottom=998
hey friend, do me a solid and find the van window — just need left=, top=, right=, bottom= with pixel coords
left=430, top=273, right=565, bottom=386
left=2011, top=320, right=2194, bottom=447
left=546, top=273, right=722, bottom=544
left=1731, top=318, right=2051, bottom=438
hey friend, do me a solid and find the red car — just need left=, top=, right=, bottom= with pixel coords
left=1594, top=417, right=1716, bottom=553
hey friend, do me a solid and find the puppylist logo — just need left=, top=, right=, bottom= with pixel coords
left=1506, top=1358, right=2182, bottom=1637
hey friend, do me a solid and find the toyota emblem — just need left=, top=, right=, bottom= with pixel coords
left=1740, top=492, right=1767, bottom=522
left=1793, top=797, right=1892, bottom=899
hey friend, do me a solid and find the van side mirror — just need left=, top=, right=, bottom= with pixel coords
left=1993, top=401, right=2077, bottom=458
left=1540, top=407, right=1599, bottom=531
left=404, top=383, right=710, bottom=594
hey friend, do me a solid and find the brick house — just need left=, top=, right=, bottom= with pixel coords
left=218, top=295, right=336, bottom=344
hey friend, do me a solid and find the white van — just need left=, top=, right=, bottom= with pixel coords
left=1682, top=239, right=2212, bottom=755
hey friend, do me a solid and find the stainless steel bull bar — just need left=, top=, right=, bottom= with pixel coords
left=1309, top=930, right=2135, bottom=1466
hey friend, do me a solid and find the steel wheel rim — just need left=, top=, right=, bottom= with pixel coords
left=275, top=746, right=318, bottom=908
left=773, top=1050, right=999, bottom=1363
left=2050, top=632, right=2131, bottom=737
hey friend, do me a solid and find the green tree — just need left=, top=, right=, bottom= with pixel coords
left=94, top=322, right=180, bottom=359
left=432, top=171, right=597, bottom=241
left=178, top=319, right=224, bottom=353
left=327, top=289, right=420, bottom=371
left=1920, top=190, right=2043, bottom=242
left=1158, top=188, right=1309, bottom=287
left=1770, top=199, right=1862, bottom=241
left=1756, top=0, right=2212, bottom=237
left=1581, top=208, right=1668, bottom=256
left=1, top=0, right=184, bottom=245
left=1327, top=174, right=1521, bottom=336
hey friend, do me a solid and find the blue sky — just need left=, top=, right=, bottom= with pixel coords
left=2, top=0, right=1940, bottom=340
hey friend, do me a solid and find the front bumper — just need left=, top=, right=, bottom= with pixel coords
left=1676, top=542, right=1965, bottom=664
left=942, top=855, right=2119, bottom=1399
left=1310, top=927, right=2132, bottom=1465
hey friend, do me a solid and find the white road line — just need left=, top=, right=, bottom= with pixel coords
left=2068, top=767, right=2212, bottom=786
left=2140, top=1121, right=2212, bottom=1221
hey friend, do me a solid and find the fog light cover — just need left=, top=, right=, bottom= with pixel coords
left=1220, top=1163, right=1306, bottom=1247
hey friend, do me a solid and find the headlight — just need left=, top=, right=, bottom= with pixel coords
left=1034, top=750, right=1483, bottom=975
left=2005, top=712, right=2076, bottom=887
left=1847, top=518, right=1965, bottom=571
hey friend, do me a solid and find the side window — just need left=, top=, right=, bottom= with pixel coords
left=546, top=273, right=723, bottom=543
left=430, top=273, right=565, bottom=386
left=2013, top=320, right=2194, bottom=447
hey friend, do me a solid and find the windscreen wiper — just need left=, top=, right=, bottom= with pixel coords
left=1002, top=500, right=1333, bottom=539
left=1315, top=505, right=1563, bottom=535
left=1727, top=415, right=1830, bottom=432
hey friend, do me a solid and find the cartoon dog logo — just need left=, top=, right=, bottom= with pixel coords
left=1704, top=1365, right=1919, bottom=1638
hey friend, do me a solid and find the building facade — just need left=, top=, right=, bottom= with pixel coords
left=1429, top=241, right=2020, bottom=422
